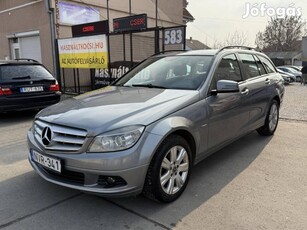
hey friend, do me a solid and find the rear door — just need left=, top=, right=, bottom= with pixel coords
left=237, top=53, right=273, bottom=130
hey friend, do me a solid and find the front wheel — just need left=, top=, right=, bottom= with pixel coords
left=143, top=135, right=192, bottom=203
left=257, top=100, right=279, bottom=136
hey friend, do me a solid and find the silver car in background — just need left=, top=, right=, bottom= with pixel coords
left=27, top=47, right=285, bottom=203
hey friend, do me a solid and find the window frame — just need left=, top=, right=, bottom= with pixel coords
left=208, top=53, right=243, bottom=94
left=257, top=55, right=276, bottom=74
left=237, top=52, right=263, bottom=80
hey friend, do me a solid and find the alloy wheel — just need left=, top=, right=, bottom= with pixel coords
left=159, top=145, right=189, bottom=195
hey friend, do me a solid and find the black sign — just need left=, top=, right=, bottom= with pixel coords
left=164, top=27, right=185, bottom=45
left=113, top=14, right=147, bottom=33
left=72, top=20, right=109, bottom=37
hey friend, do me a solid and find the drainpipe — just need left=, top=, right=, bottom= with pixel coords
left=44, top=0, right=59, bottom=82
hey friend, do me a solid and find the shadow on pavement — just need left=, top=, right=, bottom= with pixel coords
left=0, top=110, right=38, bottom=125
left=107, top=131, right=273, bottom=228
left=0, top=131, right=273, bottom=229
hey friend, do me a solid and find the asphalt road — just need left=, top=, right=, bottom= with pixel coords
left=1, top=84, right=306, bottom=230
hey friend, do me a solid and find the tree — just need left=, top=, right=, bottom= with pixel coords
left=212, top=30, right=249, bottom=49
left=255, top=16, right=307, bottom=52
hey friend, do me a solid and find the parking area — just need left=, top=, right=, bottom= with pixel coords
left=0, top=83, right=306, bottom=230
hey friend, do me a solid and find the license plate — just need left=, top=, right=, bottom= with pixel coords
left=20, top=86, right=44, bottom=93
left=31, top=150, right=61, bottom=173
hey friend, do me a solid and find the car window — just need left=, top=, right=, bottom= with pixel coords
left=238, top=53, right=260, bottom=79
left=253, top=55, right=267, bottom=75
left=212, top=54, right=242, bottom=82
left=115, top=55, right=213, bottom=90
left=258, top=56, right=276, bottom=73
left=0, top=65, right=54, bottom=81
left=283, top=67, right=298, bottom=73
left=209, top=54, right=242, bottom=93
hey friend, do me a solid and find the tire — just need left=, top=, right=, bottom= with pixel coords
left=296, top=76, right=301, bottom=82
left=257, top=100, right=279, bottom=136
left=143, top=135, right=192, bottom=203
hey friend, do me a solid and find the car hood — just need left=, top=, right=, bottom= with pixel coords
left=37, top=86, right=199, bottom=136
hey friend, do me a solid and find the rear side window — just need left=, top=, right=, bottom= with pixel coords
left=258, top=56, right=276, bottom=73
left=238, top=53, right=260, bottom=79
left=253, top=55, right=267, bottom=75
left=0, top=65, right=54, bottom=81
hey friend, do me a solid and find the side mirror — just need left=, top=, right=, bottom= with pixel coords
left=211, top=80, right=240, bottom=94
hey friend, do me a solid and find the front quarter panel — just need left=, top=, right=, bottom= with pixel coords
left=144, top=99, right=209, bottom=164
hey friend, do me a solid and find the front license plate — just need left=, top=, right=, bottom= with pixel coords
left=31, top=150, right=61, bottom=173
left=20, top=86, right=44, bottom=93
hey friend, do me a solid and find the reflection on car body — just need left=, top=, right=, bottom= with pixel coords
left=27, top=47, right=284, bottom=203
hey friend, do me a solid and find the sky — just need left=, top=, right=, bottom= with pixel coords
left=186, top=0, right=307, bottom=47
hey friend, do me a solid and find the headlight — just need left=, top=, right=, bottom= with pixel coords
left=88, top=126, right=145, bottom=152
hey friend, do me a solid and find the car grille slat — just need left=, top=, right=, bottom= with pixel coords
left=33, top=119, right=87, bottom=152
left=52, top=135, right=85, bottom=145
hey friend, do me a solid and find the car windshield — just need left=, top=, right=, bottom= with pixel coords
left=284, top=67, right=298, bottom=73
left=114, top=55, right=213, bottom=90
left=0, top=65, right=54, bottom=82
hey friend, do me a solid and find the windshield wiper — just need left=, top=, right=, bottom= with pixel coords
left=12, top=75, right=31, bottom=80
left=132, top=84, right=166, bottom=89
left=114, top=84, right=131, bottom=87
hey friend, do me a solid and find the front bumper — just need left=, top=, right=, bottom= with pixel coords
left=27, top=129, right=161, bottom=197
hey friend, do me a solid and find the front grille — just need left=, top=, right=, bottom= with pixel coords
left=34, top=119, right=87, bottom=152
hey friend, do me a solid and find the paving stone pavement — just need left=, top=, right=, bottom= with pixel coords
left=280, top=83, right=307, bottom=122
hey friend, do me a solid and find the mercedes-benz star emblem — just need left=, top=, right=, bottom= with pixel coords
left=42, top=127, right=53, bottom=146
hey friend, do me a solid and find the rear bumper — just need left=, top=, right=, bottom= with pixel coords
left=0, top=92, right=61, bottom=112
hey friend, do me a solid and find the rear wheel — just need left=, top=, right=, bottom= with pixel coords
left=143, top=135, right=192, bottom=203
left=257, top=100, right=279, bottom=136
left=296, top=76, right=301, bottom=82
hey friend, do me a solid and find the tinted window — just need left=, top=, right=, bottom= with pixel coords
left=253, top=55, right=267, bottom=75
left=213, top=54, right=242, bottom=82
left=0, top=65, right=54, bottom=81
left=115, top=55, right=213, bottom=90
left=258, top=56, right=276, bottom=73
left=238, top=53, right=260, bottom=78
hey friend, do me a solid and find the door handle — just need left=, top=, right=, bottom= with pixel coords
left=241, top=88, right=249, bottom=95
left=265, top=78, right=270, bottom=84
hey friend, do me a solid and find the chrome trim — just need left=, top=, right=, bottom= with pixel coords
left=33, top=119, right=87, bottom=152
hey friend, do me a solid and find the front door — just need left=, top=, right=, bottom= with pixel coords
left=206, top=54, right=249, bottom=150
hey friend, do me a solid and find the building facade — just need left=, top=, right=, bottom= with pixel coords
left=0, top=0, right=193, bottom=91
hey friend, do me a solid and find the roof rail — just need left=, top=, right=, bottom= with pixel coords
left=150, top=49, right=188, bottom=57
left=14, top=58, right=39, bottom=63
left=218, top=46, right=257, bottom=53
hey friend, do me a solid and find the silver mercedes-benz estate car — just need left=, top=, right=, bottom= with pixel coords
left=28, top=47, right=285, bottom=202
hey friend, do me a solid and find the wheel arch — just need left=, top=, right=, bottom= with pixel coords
left=146, top=116, right=200, bottom=164
left=168, top=129, right=197, bottom=163
left=273, top=95, right=280, bottom=106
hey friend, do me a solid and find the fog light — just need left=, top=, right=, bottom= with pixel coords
left=107, top=177, right=116, bottom=185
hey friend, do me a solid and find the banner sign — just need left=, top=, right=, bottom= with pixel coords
left=113, top=14, right=147, bottom=32
left=58, top=35, right=108, bottom=69
left=94, top=61, right=139, bottom=88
